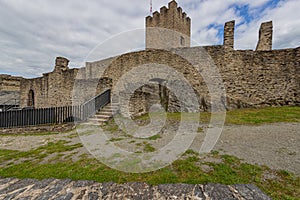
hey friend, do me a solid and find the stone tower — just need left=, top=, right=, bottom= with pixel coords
left=145, top=0, right=191, bottom=49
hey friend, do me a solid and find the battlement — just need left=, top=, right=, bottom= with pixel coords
left=54, top=57, right=69, bottom=71
left=146, top=0, right=190, bottom=35
left=223, top=20, right=235, bottom=49
left=146, top=0, right=191, bottom=49
left=223, top=20, right=273, bottom=51
left=256, top=21, right=273, bottom=51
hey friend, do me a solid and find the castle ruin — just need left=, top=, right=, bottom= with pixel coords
left=0, top=0, right=299, bottom=117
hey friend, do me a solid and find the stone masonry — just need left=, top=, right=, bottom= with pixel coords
left=223, top=20, right=235, bottom=49
left=0, top=177, right=272, bottom=199
left=0, top=74, right=23, bottom=108
left=0, top=74, right=22, bottom=92
left=19, top=57, right=78, bottom=108
left=256, top=21, right=273, bottom=51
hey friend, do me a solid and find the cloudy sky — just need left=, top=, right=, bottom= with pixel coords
left=0, top=0, right=299, bottom=78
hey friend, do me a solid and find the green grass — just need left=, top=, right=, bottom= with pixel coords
left=0, top=140, right=82, bottom=162
left=134, top=106, right=300, bottom=125
left=0, top=146, right=298, bottom=200
left=143, top=143, right=156, bottom=152
left=109, top=137, right=125, bottom=142
left=225, top=106, right=300, bottom=125
left=145, top=134, right=161, bottom=140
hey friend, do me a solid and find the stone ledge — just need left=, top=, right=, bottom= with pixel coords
left=0, top=123, right=75, bottom=134
left=0, top=177, right=272, bottom=199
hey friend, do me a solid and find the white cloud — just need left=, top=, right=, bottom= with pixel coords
left=0, top=0, right=298, bottom=78
left=234, top=0, right=300, bottom=49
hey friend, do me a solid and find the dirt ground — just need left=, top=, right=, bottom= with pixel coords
left=0, top=122, right=299, bottom=175
left=214, top=123, right=300, bottom=175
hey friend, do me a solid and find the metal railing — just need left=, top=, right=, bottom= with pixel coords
left=0, top=89, right=111, bottom=128
left=0, top=98, right=19, bottom=112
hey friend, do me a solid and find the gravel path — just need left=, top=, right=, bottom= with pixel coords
left=214, top=123, right=300, bottom=175
left=0, top=122, right=299, bottom=175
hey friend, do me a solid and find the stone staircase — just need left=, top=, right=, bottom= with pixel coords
left=82, top=103, right=119, bottom=125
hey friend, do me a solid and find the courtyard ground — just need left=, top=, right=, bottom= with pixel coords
left=0, top=106, right=299, bottom=199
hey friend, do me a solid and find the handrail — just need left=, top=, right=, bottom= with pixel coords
left=3, top=105, right=20, bottom=111
left=0, top=98, right=18, bottom=106
left=82, top=89, right=111, bottom=107
left=0, top=89, right=111, bottom=128
left=80, top=89, right=111, bottom=120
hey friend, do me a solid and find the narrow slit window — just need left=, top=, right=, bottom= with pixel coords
left=180, top=36, right=185, bottom=46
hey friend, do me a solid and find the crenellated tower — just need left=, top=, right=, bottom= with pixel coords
left=146, top=0, right=191, bottom=49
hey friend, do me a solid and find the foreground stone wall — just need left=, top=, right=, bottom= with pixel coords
left=0, top=177, right=271, bottom=199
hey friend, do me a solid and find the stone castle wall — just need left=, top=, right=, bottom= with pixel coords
left=19, top=57, right=78, bottom=108
left=96, top=46, right=299, bottom=114
left=0, top=75, right=23, bottom=107
left=16, top=45, right=299, bottom=112
left=0, top=74, right=22, bottom=92
left=221, top=48, right=299, bottom=107
left=78, top=57, right=116, bottom=79
left=102, top=49, right=208, bottom=114
left=178, top=46, right=300, bottom=108
left=72, top=77, right=112, bottom=106
left=20, top=68, right=78, bottom=108
left=19, top=56, right=113, bottom=109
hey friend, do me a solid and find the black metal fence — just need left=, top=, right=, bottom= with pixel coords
left=0, top=89, right=111, bottom=128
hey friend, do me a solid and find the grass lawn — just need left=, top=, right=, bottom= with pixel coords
left=135, top=106, right=300, bottom=125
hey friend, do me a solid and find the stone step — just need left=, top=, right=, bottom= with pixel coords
left=101, top=107, right=119, bottom=111
left=80, top=121, right=100, bottom=126
left=94, top=114, right=112, bottom=119
left=83, top=103, right=120, bottom=125
left=96, top=111, right=114, bottom=115
left=88, top=118, right=108, bottom=122
left=98, top=108, right=119, bottom=114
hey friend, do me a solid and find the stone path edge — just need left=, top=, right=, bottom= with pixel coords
left=0, top=177, right=272, bottom=200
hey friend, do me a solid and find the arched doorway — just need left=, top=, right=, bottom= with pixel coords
left=28, top=89, right=34, bottom=107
